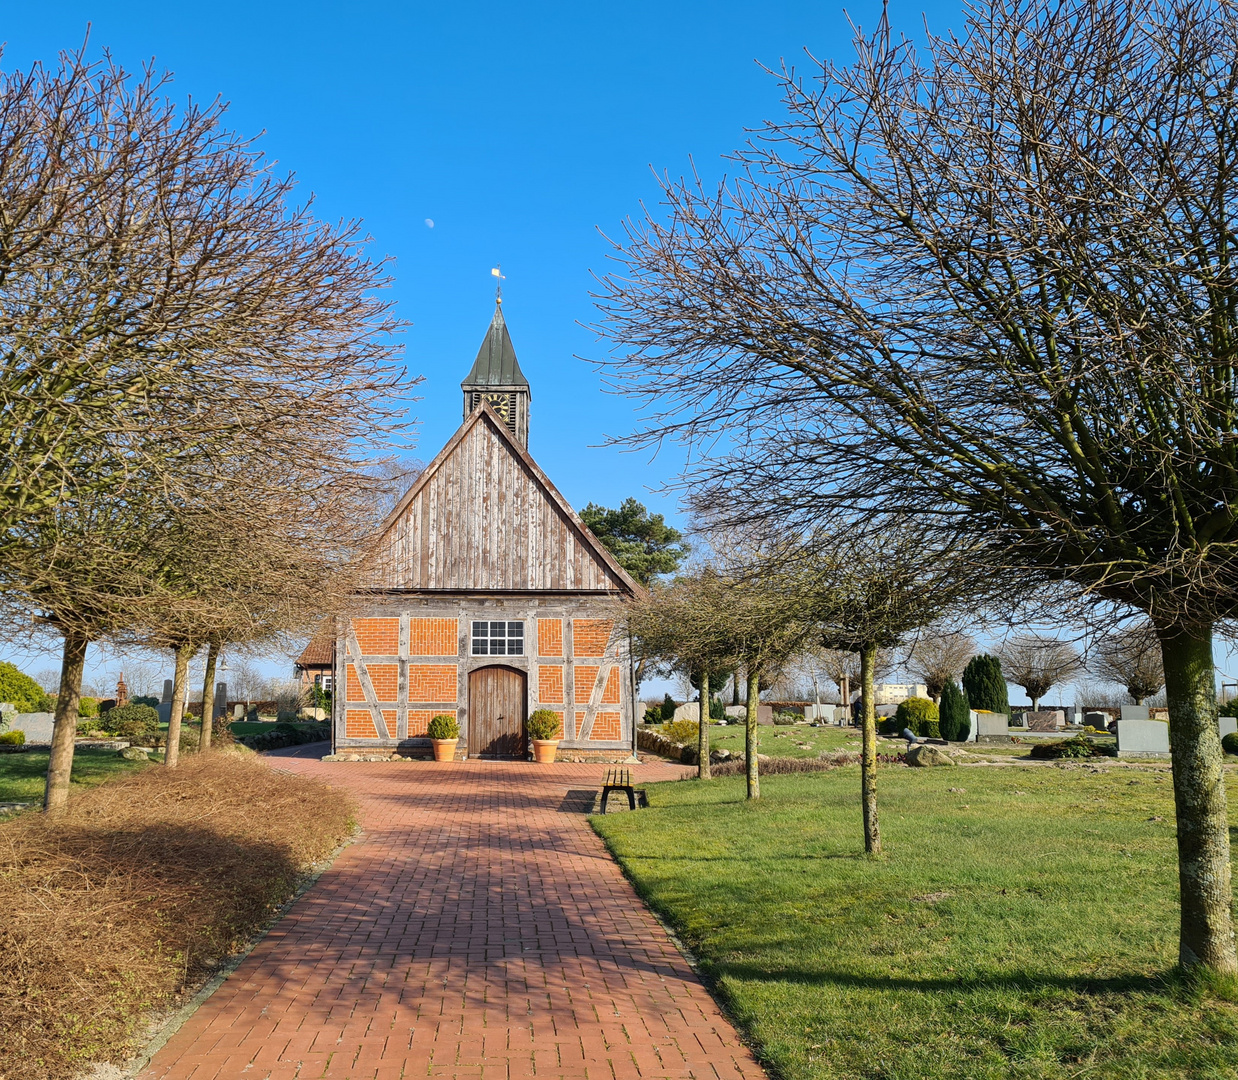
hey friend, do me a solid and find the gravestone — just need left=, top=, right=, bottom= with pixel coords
left=1117, top=719, right=1170, bottom=756
left=673, top=702, right=701, bottom=723
left=1219, top=717, right=1237, bottom=741
left=214, top=682, right=228, bottom=720
left=974, top=712, right=1009, bottom=737
left=1084, top=711, right=1108, bottom=728
left=232, top=703, right=244, bottom=720
left=1025, top=710, right=1065, bottom=732
left=158, top=678, right=174, bottom=724
left=12, top=711, right=55, bottom=744
left=805, top=703, right=837, bottom=723
left=1120, top=704, right=1150, bottom=722
left=724, top=705, right=746, bottom=719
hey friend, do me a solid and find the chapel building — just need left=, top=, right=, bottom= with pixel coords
left=330, top=303, right=642, bottom=760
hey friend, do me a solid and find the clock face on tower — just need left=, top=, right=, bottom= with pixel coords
left=485, top=392, right=513, bottom=423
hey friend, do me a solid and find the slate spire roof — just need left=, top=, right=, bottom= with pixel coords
left=461, top=303, right=528, bottom=388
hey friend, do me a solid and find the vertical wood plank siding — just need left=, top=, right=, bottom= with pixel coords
left=379, top=414, right=627, bottom=591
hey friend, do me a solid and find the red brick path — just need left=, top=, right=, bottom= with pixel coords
left=139, top=754, right=765, bottom=1080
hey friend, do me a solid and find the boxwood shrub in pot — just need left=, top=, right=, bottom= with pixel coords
left=427, top=713, right=459, bottom=761
left=527, top=709, right=562, bottom=763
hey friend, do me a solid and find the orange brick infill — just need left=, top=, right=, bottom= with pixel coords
left=408, top=663, right=458, bottom=702
left=590, top=710, right=621, bottom=740
left=602, top=666, right=621, bottom=704
left=345, top=709, right=377, bottom=738
left=538, top=663, right=564, bottom=703
left=353, top=617, right=399, bottom=654
left=574, top=665, right=599, bottom=703
left=410, top=617, right=457, bottom=656
left=537, top=618, right=563, bottom=656
left=571, top=618, right=613, bottom=657
left=138, top=757, right=765, bottom=1080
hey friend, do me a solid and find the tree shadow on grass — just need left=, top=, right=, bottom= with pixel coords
left=714, top=961, right=1171, bottom=998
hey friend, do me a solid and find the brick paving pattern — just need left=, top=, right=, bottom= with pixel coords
left=140, top=753, right=765, bottom=1080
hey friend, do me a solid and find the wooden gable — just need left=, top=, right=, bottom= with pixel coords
left=372, top=403, right=640, bottom=594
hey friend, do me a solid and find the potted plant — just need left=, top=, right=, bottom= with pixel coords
left=427, top=713, right=459, bottom=761
left=527, top=709, right=562, bottom=763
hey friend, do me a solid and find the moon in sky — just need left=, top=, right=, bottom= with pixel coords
left=425, top=218, right=435, bottom=228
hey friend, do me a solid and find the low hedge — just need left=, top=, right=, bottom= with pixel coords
left=1029, top=735, right=1118, bottom=759
left=238, top=721, right=330, bottom=752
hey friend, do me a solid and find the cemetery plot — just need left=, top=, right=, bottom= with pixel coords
left=593, top=766, right=1238, bottom=1080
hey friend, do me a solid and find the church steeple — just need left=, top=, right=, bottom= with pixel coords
left=462, top=303, right=530, bottom=446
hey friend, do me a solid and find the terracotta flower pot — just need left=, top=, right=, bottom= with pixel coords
left=431, top=738, right=458, bottom=762
left=531, top=738, right=559, bottom=764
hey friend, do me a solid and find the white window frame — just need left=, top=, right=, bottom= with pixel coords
left=471, top=620, right=525, bottom=657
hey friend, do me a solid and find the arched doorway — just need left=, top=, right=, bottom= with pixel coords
left=468, top=666, right=527, bottom=758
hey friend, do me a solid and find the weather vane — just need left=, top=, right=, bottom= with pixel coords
left=491, top=264, right=505, bottom=304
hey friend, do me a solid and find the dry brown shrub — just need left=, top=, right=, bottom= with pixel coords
left=0, top=752, right=355, bottom=1080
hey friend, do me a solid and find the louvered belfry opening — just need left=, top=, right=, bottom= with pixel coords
left=461, top=303, right=530, bottom=446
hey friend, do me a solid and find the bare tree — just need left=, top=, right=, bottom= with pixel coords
left=596, top=0, right=1238, bottom=971
left=1094, top=623, right=1165, bottom=705
left=909, top=630, right=976, bottom=704
left=0, top=42, right=415, bottom=803
left=0, top=43, right=411, bottom=569
left=996, top=635, right=1083, bottom=710
left=627, top=570, right=740, bottom=780
left=785, top=523, right=985, bottom=855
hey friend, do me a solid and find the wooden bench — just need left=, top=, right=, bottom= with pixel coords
left=600, top=767, right=648, bottom=813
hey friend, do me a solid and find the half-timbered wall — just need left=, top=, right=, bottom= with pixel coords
left=334, top=594, right=634, bottom=756
left=375, top=411, right=629, bottom=592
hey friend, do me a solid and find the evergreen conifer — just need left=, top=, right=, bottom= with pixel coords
left=962, top=654, right=1008, bottom=714
left=939, top=678, right=970, bottom=741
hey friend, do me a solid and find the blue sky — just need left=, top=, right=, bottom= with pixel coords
left=4, top=0, right=933, bottom=511
left=5, top=0, right=950, bottom=690
left=13, top=1, right=1228, bottom=700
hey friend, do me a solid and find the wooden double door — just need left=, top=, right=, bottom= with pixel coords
left=468, top=666, right=527, bottom=758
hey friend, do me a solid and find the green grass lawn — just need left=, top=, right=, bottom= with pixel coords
left=709, top=723, right=865, bottom=758
left=593, top=764, right=1238, bottom=1079
left=0, top=748, right=155, bottom=803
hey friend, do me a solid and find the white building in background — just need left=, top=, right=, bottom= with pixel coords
left=849, top=683, right=930, bottom=707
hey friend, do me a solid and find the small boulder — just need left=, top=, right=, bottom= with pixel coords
left=118, top=746, right=149, bottom=761
left=709, top=748, right=733, bottom=764
left=906, top=744, right=955, bottom=767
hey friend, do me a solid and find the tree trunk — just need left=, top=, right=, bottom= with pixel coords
left=841, top=673, right=850, bottom=723
left=1157, top=621, right=1237, bottom=973
left=198, top=640, right=219, bottom=752
left=860, top=642, right=881, bottom=856
left=697, top=669, right=711, bottom=780
left=745, top=667, right=760, bottom=800
left=165, top=643, right=193, bottom=768
left=733, top=669, right=742, bottom=705
left=44, top=629, right=90, bottom=811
